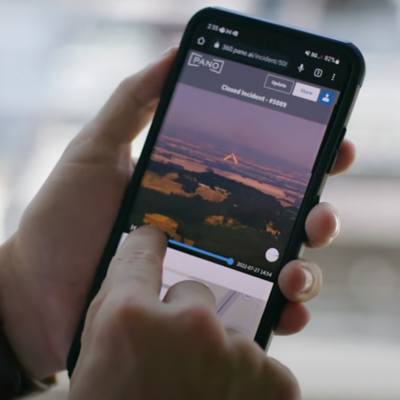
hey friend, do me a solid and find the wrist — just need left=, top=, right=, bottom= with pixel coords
left=0, top=325, right=57, bottom=399
left=0, top=238, right=61, bottom=379
left=0, top=240, right=57, bottom=398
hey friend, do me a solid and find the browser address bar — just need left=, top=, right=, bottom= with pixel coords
left=210, top=38, right=289, bottom=70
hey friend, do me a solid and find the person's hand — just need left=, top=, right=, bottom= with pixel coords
left=69, top=225, right=300, bottom=400
left=0, top=46, right=355, bottom=378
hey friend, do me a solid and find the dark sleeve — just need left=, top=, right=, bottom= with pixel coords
left=0, top=328, right=56, bottom=399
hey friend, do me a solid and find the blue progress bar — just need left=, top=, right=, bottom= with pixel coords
left=168, top=240, right=234, bottom=266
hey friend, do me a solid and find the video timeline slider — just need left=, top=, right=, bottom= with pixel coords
left=169, top=240, right=235, bottom=266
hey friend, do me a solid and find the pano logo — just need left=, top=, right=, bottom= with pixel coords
left=188, top=52, right=225, bottom=74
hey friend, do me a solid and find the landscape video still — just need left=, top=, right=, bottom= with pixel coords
left=127, top=82, right=327, bottom=277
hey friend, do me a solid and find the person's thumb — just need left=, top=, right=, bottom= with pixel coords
left=91, top=46, right=178, bottom=148
left=63, top=45, right=178, bottom=165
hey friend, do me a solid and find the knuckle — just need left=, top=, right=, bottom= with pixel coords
left=175, top=302, right=222, bottom=340
left=117, top=76, right=154, bottom=112
left=231, top=335, right=254, bottom=353
left=113, top=249, right=160, bottom=266
left=86, top=287, right=107, bottom=324
left=177, top=302, right=214, bottom=326
left=117, top=76, right=135, bottom=96
left=277, top=371, right=300, bottom=400
left=280, top=376, right=300, bottom=400
left=85, top=292, right=156, bottom=357
left=262, top=359, right=301, bottom=400
left=81, top=292, right=107, bottom=347
left=102, top=292, right=151, bottom=332
left=231, top=335, right=260, bottom=364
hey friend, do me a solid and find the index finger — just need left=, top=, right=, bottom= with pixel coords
left=108, top=225, right=167, bottom=300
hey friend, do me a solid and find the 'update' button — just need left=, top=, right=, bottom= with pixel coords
left=292, top=82, right=321, bottom=102
left=264, top=75, right=294, bottom=94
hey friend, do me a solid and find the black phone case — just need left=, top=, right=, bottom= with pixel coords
left=67, top=7, right=365, bottom=376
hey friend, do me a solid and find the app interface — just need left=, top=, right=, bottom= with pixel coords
left=119, top=49, right=340, bottom=338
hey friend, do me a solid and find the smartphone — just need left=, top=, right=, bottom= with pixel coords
left=67, top=7, right=365, bottom=375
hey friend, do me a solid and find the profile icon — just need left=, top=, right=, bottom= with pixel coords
left=322, top=93, right=331, bottom=103
left=319, top=90, right=335, bottom=105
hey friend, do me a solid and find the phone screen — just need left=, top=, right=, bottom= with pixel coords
left=118, top=20, right=351, bottom=338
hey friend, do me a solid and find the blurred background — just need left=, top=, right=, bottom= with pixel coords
left=0, top=0, right=399, bottom=399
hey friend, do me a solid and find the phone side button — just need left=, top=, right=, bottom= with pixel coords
left=326, top=150, right=339, bottom=175
left=327, top=127, right=347, bottom=174
left=316, top=173, right=329, bottom=203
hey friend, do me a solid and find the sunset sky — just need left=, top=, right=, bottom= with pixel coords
left=161, top=83, right=327, bottom=171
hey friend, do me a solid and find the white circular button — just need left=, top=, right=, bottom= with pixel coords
left=265, top=248, right=279, bottom=263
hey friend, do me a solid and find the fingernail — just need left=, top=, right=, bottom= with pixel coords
left=157, top=45, right=177, bottom=60
left=302, top=267, right=313, bottom=293
left=330, top=211, right=341, bottom=240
